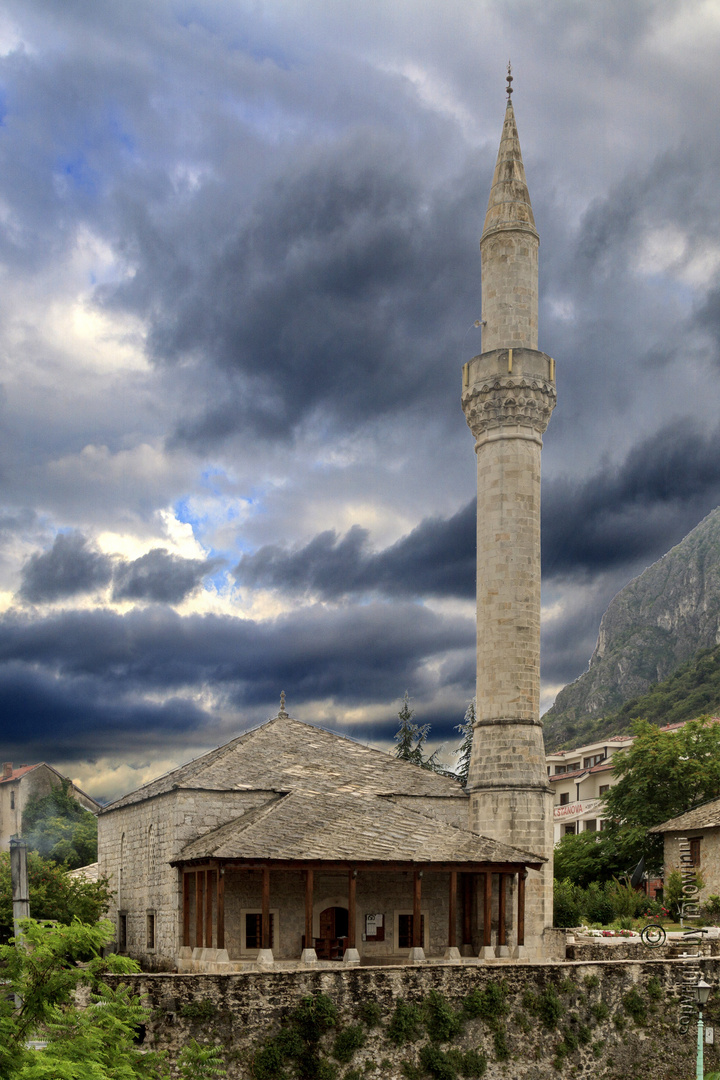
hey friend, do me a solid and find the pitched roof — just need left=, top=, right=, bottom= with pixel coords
left=102, top=714, right=467, bottom=813
left=650, top=796, right=720, bottom=834
left=0, top=764, right=39, bottom=784
left=173, top=790, right=543, bottom=867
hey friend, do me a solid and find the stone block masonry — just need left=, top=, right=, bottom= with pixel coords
left=107, top=957, right=720, bottom=1079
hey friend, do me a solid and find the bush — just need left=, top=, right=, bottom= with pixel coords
left=419, top=1044, right=457, bottom=1080
left=332, top=1026, right=365, bottom=1064
left=358, top=1000, right=383, bottom=1028
left=608, top=877, right=644, bottom=918
left=582, top=882, right=615, bottom=925
left=463, top=981, right=509, bottom=1023
left=622, top=989, right=647, bottom=1025
left=386, top=1000, right=423, bottom=1045
left=553, top=879, right=582, bottom=927
left=423, top=990, right=463, bottom=1043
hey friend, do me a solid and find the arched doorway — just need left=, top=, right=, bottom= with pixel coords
left=316, top=905, right=348, bottom=960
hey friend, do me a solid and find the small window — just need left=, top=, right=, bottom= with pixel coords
left=398, top=914, right=425, bottom=949
left=568, top=762, right=580, bottom=771
left=146, top=912, right=155, bottom=950
left=690, top=838, right=702, bottom=866
left=10, top=790, right=15, bottom=810
left=245, top=913, right=274, bottom=950
left=564, top=823, right=576, bottom=836
left=559, top=793, right=570, bottom=806
left=599, top=785, right=610, bottom=795
left=584, top=754, right=605, bottom=768
left=585, top=819, right=597, bottom=832
left=554, top=765, right=566, bottom=774
left=118, top=912, right=127, bottom=951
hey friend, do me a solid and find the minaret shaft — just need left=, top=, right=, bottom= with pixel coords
left=462, top=86, right=556, bottom=957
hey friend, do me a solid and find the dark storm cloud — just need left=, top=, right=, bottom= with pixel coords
left=112, top=549, right=220, bottom=604
left=542, top=420, right=720, bottom=579
left=19, top=532, right=113, bottom=603
left=235, top=502, right=476, bottom=599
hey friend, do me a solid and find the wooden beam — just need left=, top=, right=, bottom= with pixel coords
left=182, top=871, right=191, bottom=948
left=217, top=867, right=225, bottom=950
left=413, top=871, right=422, bottom=949
left=195, top=869, right=203, bottom=950
left=448, top=870, right=457, bottom=949
left=304, top=868, right=313, bottom=952
left=261, top=865, right=270, bottom=951
left=483, top=871, right=492, bottom=947
left=462, top=873, right=472, bottom=946
left=498, top=873, right=506, bottom=947
left=347, top=869, right=357, bottom=951
left=517, top=871, right=525, bottom=947
left=205, top=869, right=213, bottom=948
left=171, top=858, right=541, bottom=874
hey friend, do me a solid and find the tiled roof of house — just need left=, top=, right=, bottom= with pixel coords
left=0, top=764, right=39, bottom=784
left=649, top=796, right=720, bottom=834
left=174, top=790, right=543, bottom=867
left=103, top=714, right=467, bottom=813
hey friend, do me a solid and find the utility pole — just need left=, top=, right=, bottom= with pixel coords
left=10, top=836, right=30, bottom=942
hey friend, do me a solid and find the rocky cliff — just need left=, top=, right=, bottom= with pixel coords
left=543, top=506, right=720, bottom=747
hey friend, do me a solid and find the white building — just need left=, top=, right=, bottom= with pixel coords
left=545, top=737, right=632, bottom=843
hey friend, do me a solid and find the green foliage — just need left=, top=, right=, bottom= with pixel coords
left=454, top=699, right=475, bottom=787
left=393, top=693, right=448, bottom=774
left=419, top=1045, right=457, bottom=1080
left=523, top=986, right=564, bottom=1030
left=423, top=990, right=463, bottom=1044
left=177, top=1041, right=226, bottom=1078
left=0, top=918, right=166, bottom=1080
left=553, top=825, right=653, bottom=886
left=292, top=994, right=338, bottom=1043
left=608, top=876, right=643, bottom=918
left=462, top=981, right=509, bottom=1023
left=357, top=1000, right=382, bottom=1028
left=0, top=851, right=113, bottom=938
left=604, top=717, right=720, bottom=836
left=704, top=894, right=720, bottom=918
left=22, top=779, right=98, bottom=869
left=646, top=977, right=662, bottom=1002
left=492, top=1027, right=509, bottom=1061
left=386, top=1000, right=423, bottom=1045
left=590, top=1001, right=609, bottom=1022
left=180, top=999, right=218, bottom=1022
left=622, top=989, right=647, bottom=1025
left=583, top=975, right=599, bottom=990
left=552, top=879, right=581, bottom=927
left=332, top=1026, right=365, bottom=1064
left=250, top=993, right=338, bottom=1080
left=664, top=869, right=685, bottom=919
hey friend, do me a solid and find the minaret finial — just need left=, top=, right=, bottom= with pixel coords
left=506, top=60, right=513, bottom=98
left=278, top=690, right=288, bottom=718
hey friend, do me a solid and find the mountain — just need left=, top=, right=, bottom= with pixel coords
left=543, top=506, right=720, bottom=749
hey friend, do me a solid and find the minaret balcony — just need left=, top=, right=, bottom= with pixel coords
left=461, top=347, right=556, bottom=444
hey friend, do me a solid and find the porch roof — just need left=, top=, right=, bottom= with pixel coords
left=172, top=790, right=544, bottom=867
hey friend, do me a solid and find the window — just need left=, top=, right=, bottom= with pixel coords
left=600, top=819, right=610, bottom=831
left=585, top=819, right=597, bottom=832
left=554, top=765, right=566, bottom=774
left=599, top=785, right=610, bottom=795
left=147, top=824, right=157, bottom=880
left=245, top=913, right=274, bottom=950
left=690, top=838, right=702, bottom=866
left=568, top=762, right=580, bottom=772
left=584, top=754, right=605, bottom=768
left=564, top=824, right=576, bottom=836
left=10, top=790, right=14, bottom=810
left=146, top=912, right=155, bottom=950
left=398, top=914, right=425, bottom=949
left=559, top=793, right=570, bottom=805
left=118, top=912, right=127, bottom=952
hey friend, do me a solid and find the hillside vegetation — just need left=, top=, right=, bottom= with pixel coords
left=544, top=643, right=720, bottom=751
left=543, top=505, right=720, bottom=748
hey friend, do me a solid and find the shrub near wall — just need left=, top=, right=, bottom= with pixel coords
left=106, top=959, right=720, bottom=1080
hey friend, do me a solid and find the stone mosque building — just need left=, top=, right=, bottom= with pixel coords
left=97, top=74, right=562, bottom=971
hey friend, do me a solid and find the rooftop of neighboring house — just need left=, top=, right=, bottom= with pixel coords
left=0, top=763, right=40, bottom=784
left=0, top=761, right=100, bottom=809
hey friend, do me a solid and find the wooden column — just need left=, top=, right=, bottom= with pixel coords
left=448, top=870, right=457, bottom=949
left=261, top=865, right=271, bottom=950
left=498, top=873, right=507, bottom=947
left=217, top=867, right=225, bottom=950
left=182, top=871, right=191, bottom=948
left=205, top=870, right=213, bottom=948
left=347, top=869, right=357, bottom=950
left=304, top=868, right=314, bottom=951
left=462, top=873, right=473, bottom=947
left=517, top=870, right=526, bottom=947
left=483, top=872, right=492, bottom=947
left=413, top=871, right=422, bottom=949
left=195, top=870, right=204, bottom=949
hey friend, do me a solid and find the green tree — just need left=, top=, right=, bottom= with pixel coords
left=455, top=698, right=475, bottom=787
left=393, top=692, right=448, bottom=773
left=604, top=717, right=720, bottom=827
left=0, top=852, right=112, bottom=939
left=552, top=827, right=650, bottom=886
left=0, top=918, right=167, bottom=1079
left=23, top=780, right=98, bottom=869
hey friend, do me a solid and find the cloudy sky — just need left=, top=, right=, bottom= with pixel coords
left=1, top=0, right=719, bottom=802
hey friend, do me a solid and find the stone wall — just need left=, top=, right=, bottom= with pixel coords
left=108, top=957, right=720, bottom=1079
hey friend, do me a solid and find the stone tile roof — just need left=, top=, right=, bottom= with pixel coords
left=66, top=862, right=100, bottom=882
left=649, top=796, right=720, bottom=834
left=173, top=790, right=543, bottom=866
left=102, top=715, right=467, bottom=813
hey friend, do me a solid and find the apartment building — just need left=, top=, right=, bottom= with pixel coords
left=546, top=736, right=632, bottom=844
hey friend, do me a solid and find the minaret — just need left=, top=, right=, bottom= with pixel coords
left=462, top=67, right=556, bottom=955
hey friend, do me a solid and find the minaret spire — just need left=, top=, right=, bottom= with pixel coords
left=461, top=73, right=557, bottom=958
